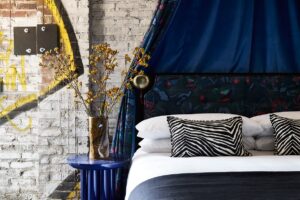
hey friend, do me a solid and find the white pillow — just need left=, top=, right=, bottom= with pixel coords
left=255, top=136, right=275, bottom=151
left=139, top=138, right=171, bottom=153
left=136, top=113, right=263, bottom=139
left=139, top=136, right=256, bottom=153
left=251, top=111, right=300, bottom=136
left=243, top=136, right=256, bottom=150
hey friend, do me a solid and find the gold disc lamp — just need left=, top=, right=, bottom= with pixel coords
left=132, top=74, right=150, bottom=90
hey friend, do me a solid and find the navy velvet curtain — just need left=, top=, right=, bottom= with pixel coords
left=151, top=0, right=300, bottom=73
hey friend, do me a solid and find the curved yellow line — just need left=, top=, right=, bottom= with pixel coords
left=0, top=96, right=32, bottom=132
left=66, top=182, right=80, bottom=199
left=45, top=0, right=75, bottom=71
left=40, top=0, right=77, bottom=96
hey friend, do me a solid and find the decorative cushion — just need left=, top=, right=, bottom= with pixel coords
left=167, top=116, right=252, bottom=157
left=270, top=114, right=300, bottom=155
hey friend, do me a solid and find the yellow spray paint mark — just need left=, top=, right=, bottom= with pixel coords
left=0, top=96, right=32, bottom=132
left=45, top=0, right=75, bottom=71
left=0, top=34, right=31, bottom=132
left=0, top=39, right=27, bottom=91
left=66, top=182, right=80, bottom=199
left=5, top=58, right=27, bottom=91
left=0, top=39, right=13, bottom=65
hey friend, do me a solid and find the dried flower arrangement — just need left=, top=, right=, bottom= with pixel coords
left=40, top=44, right=150, bottom=159
left=40, top=44, right=150, bottom=118
left=88, top=43, right=150, bottom=118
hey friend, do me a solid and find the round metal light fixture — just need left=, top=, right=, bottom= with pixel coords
left=132, top=74, right=150, bottom=90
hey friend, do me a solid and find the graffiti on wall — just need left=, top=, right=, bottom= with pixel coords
left=0, top=33, right=32, bottom=131
left=0, top=0, right=84, bottom=131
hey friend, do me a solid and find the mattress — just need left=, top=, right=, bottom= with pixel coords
left=126, top=149, right=300, bottom=200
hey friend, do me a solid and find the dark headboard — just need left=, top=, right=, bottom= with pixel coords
left=143, top=74, right=300, bottom=119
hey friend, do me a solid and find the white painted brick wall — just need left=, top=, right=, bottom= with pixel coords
left=0, top=0, right=157, bottom=199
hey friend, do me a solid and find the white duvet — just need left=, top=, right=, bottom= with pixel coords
left=125, top=149, right=300, bottom=200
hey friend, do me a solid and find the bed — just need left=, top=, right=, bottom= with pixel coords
left=126, top=74, right=300, bottom=200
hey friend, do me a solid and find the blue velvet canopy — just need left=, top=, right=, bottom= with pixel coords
left=151, top=0, right=300, bottom=73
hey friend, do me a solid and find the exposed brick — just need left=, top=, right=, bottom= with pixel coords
left=0, top=3, right=12, bottom=10
left=0, top=10, right=11, bottom=17
left=12, top=10, right=36, bottom=17
left=16, top=2, right=37, bottom=10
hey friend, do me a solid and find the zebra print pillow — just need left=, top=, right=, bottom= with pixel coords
left=167, top=116, right=251, bottom=157
left=270, top=114, right=300, bottom=155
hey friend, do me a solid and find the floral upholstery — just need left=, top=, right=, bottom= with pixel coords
left=144, top=75, right=300, bottom=118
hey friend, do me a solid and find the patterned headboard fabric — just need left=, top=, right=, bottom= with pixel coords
left=144, top=74, right=300, bottom=119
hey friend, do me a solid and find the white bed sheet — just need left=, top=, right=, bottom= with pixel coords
left=126, top=149, right=300, bottom=200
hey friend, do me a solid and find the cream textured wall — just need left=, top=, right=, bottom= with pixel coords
left=0, top=0, right=157, bottom=199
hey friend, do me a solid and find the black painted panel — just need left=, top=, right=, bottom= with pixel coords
left=14, top=27, right=37, bottom=55
left=37, top=24, right=59, bottom=54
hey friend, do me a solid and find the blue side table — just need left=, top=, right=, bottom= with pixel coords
left=67, top=155, right=130, bottom=200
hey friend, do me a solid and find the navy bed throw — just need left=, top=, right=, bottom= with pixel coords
left=128, top=172, right=300, bottom=200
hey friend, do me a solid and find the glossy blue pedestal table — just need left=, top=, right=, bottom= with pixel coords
left=67, top=155, right=130, bottom=200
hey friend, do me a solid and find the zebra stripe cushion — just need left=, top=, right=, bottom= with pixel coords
left=167, top=116, right=251, bottom=157
left=270, top=114, right=300, bottom=155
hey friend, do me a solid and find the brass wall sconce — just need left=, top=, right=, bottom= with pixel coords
left=132, top=74, right=150, bottom=90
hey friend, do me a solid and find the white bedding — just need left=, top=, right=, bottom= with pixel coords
left=126, top=149, right=300, bottom=200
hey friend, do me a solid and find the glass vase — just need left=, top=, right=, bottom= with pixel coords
left=88, top=116, right=110, bottom=160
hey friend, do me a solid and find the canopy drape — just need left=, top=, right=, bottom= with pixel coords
left=151, top=0, right=300, bottom=73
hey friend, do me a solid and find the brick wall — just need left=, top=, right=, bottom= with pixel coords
left=0, top=0, right=89, bottom=199
left=0, top=0, right=157, bottom=199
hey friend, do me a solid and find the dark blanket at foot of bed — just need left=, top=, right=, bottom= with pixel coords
left=128, top=172, right=300, bottom=200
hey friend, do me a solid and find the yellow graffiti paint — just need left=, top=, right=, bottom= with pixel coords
left=66, top=182, right=80, bottom=199
left=0, top=33, right=33, bottom=132
left=0, top=96, right=32, bottom=132
left=5, top=64, right=18, bottom=90
left=0, top=37, right=27, bottom=91
left=0, top=0, right=78, bottom=132
left=0, top=39, right=13, bottom=66
left=0, top=94, right=37, bottom=118
left=5, top=58, right=27, bottom=91
left=39, top=0, right=77, bottom=97
left=0, top=32, right=3, bottom=43
left=45, top=0, right=75, bottom=71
